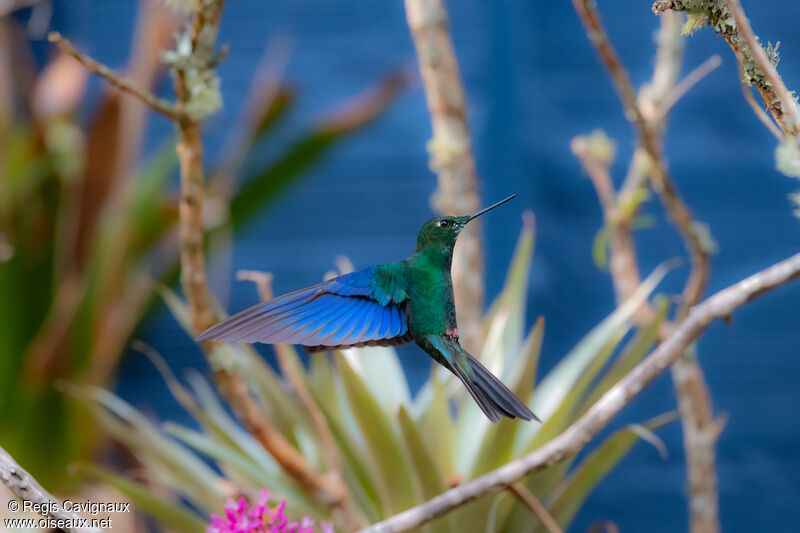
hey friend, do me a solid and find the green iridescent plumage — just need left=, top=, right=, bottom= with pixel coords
left=199, top=195, right=538, bottom=422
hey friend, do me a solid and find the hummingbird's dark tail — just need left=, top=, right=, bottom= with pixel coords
left=454, top=352, right=540, bottom=423
left=428, top=335, right=539, bottom=423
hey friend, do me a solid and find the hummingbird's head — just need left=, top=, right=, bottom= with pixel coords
left=415, top=215, right=471, bottom=250
left=415, top=194, right=518, bottom=252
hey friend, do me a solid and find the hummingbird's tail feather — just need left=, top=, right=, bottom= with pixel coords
left=430, top=335, right=538, bottom=423
left=467, top=354, right=540, bottom=422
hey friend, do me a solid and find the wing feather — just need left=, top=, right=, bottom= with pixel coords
left=219, top=293, right=333, bottom=343
left=197, top=265, right=411, bottom=349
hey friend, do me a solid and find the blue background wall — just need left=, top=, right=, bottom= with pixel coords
left=46, top=1, right=800, bottom=531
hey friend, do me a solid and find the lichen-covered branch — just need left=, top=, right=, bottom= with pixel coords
left=403, top=0, right=484, bottom=353
left=0, top=445, right=103, bottom=533
left=571, top=9, right=723, bottom=533
left=358, top=252, right=800, bottom=533
left=652, top=0, right=800, bottom=219
left=47, top=32, right=184, bottom=121
left=723, top=0, right=800, bottom=136
left=739, top=72, right=784, bottom=140
left=653, top=0, right=800, bottom=137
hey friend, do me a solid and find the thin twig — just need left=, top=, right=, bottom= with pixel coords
left=508, top=483, right=563, bottom=533
left=358, top=252, right=800, bottom=533
left=0, top=445, right=103, bottom=533
left=404, top=0, right=484, bottom=354
left=658, top=54, right=722, bottom=119
left=47, top=32, right=183, bottom=121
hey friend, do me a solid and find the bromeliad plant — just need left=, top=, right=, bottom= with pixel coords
left=71, top=215, right=676, bottom=532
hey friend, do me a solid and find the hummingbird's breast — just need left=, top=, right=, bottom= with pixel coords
left=404, top=254, right=457, bottom=337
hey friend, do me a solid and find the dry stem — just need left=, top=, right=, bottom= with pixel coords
left=0, top=445, right=103, bottom=533
left=359, top=252, right=800, bottom=533
left=404, top=0, right=484, bottom=354
left=659, top=54, right=722, bottom=120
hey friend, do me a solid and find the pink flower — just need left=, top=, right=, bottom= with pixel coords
left=207, top=489, right=335, bottom=533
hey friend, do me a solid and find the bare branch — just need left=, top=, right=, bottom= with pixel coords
left=358, top=252, right=800, bottom=533
left=659, top=54, right=722, bottom=119
left=47, top=32, right=183, bottom=121
left=404, top=0, right=484, bottom=353
left=0, top=445, right=103, bottom=533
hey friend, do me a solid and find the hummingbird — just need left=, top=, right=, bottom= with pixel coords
left=198, top=194, right=538, bottom=423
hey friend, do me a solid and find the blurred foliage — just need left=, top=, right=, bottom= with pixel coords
left=0, top=8, right=404, bottom=487
left=73, top=219, right=676, bottom=532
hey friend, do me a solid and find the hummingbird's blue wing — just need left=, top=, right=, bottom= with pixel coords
left=196, top=265, right=410, bottom=350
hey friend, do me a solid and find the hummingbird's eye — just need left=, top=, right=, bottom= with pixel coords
left=436, top=219, right=453, bottom=228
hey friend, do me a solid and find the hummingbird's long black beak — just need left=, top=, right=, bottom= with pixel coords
left=467, top=194, right=518, bottom=221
